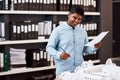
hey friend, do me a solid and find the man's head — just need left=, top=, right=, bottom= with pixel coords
left=67, top=6, right=84, bottom=28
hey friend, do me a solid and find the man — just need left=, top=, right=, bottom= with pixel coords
left=46, top=5, right=101, bottom=79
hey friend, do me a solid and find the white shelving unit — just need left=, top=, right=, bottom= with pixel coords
left=0, top=5, right=101, bottom=79
left=0, top=10, right=99, bottom=76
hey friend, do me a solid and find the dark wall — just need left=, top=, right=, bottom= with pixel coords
left=113, top=1, right=120, bottom=57
left=100, top=0, right=113, bottom=63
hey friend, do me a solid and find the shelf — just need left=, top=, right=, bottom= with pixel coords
left=92, top=59, right=100, bottom=64
left=84, top=12, right=100, bottom=16
left=113, top=0, right=120, bottom=3
left=0, top=59, right=100, bottom=76
left=0, top=66, right=55, bottom=76
left=0, top=39, right=48, bottom=45
left=0, top=10, right=100, bottom=15
left=0, top=36, right=95, bottom=45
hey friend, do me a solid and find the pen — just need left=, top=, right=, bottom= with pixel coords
left=60, top=47, right=66, bottom=53
left=60, top=47, right=70, bottom=57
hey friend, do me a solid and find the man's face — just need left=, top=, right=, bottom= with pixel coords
left=67, top=13, right=83, bottom=28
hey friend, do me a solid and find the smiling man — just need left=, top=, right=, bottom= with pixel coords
left=46, top=5, right=101, bottom=80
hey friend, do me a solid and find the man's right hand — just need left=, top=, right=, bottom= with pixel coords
left=60, top=52, right=70, bottom=60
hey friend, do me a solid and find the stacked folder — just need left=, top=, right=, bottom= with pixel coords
left=9, top=48, right=26, bottom=68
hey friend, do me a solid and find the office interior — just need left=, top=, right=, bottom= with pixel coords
left=0, top=0, right=120, bottom=80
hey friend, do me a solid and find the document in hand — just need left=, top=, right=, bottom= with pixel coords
left=85, top=31, right=109, bottom=46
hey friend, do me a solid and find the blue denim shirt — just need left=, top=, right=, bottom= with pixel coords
left=46, top=22, right=97, bottom=75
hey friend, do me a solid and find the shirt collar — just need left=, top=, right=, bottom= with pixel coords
left=63, top=22, right=79, bottom=30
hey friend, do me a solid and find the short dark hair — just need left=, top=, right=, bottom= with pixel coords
left=69, top=5, right=84, bottom=17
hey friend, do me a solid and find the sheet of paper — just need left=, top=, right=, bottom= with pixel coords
left=85, top=31, right=109, bottom=46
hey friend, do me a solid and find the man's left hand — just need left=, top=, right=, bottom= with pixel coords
left=94, top=42, right=101, bottom=49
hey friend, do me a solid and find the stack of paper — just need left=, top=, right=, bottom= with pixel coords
left=9, top=48, right=26, bottom=67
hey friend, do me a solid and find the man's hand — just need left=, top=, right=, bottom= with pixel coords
left=60, top=52, right=70, bottom=60
left=94, top=42, right=102, bottom=49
